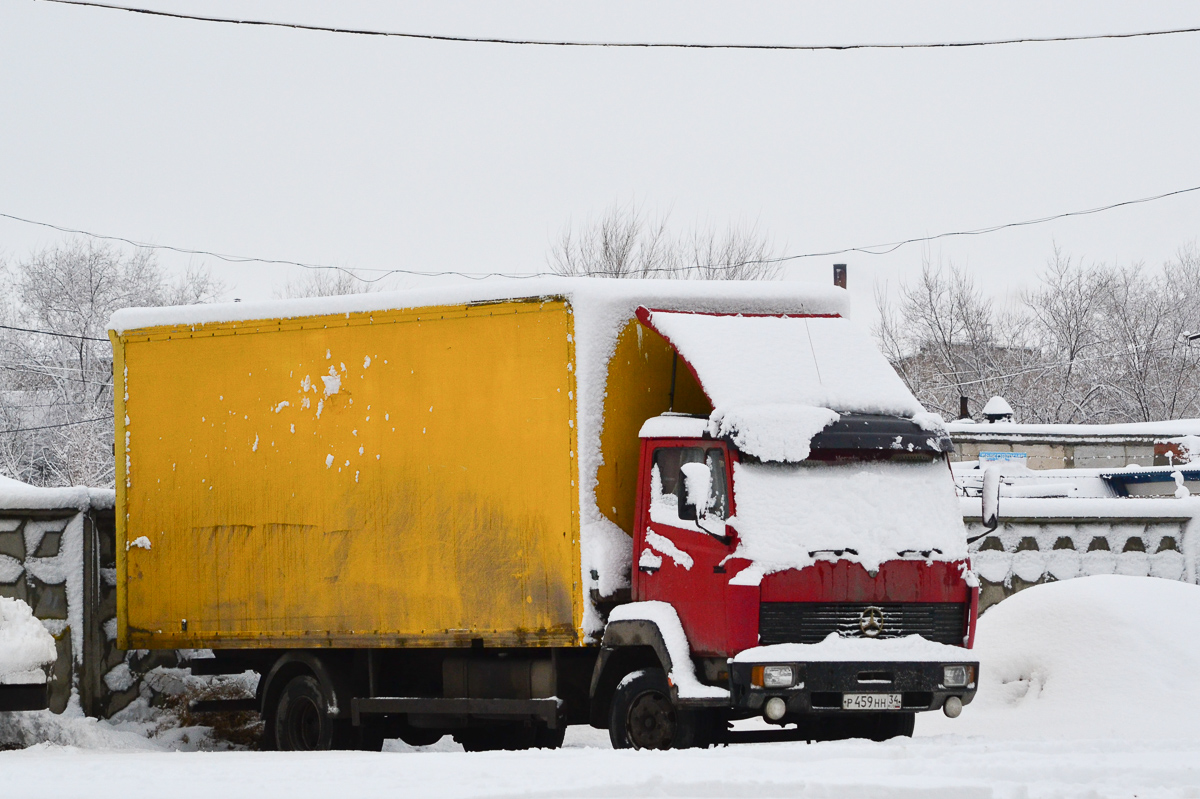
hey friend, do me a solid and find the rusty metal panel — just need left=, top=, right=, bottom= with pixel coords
left=114, top=299, right=581, bottom=650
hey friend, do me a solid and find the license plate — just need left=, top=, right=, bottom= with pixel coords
left=842, top=693, right=902, bottom=711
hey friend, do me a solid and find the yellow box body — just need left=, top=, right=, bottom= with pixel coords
left=112, top=299, right=582, bottom=650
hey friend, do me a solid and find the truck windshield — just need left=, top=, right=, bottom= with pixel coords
left=729, top=457, right=968, bottom=573
left=651, top=446, right=729, bottom=526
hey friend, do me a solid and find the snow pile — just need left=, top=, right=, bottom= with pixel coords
left=0, top=597, right=56, bottom=684
left=728, top=459, right=967, bottom=581
left=0, top=667, right=261, bottom=751
left=708, top=405, right=840, bottom=463
left=0, top=475, right=114, bottom=512
left=735, top=634, right=974, bottom=664
left=924, top=576, right=1200, bottom=740
left=608, top=601, right=728, bottom=699
left=1167, top=434, right=1200, bottom=465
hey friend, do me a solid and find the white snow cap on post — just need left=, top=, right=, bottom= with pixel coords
left=982, top=396, right=1014, bottom=422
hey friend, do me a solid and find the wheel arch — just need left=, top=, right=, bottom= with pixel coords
left=588, top=619, right=676, bottom=728
left=259, top=651, right=354, bottom=726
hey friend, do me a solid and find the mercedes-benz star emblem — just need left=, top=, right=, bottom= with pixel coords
left=859, top=606, right=884, bottom=637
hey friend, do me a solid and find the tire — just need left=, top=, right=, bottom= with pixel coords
left=608, top=668, right=697, bottom=750
left=397, top=726, right=445, bottom=747
left=869, top=712, right=915, bottom=741
left=273, top=674, right=353, bottom=751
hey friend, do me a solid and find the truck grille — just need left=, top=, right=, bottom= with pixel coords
left=759, top=602, right=966, bottom=646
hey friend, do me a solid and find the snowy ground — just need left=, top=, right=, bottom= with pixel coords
left=3, top=576, right=1199, bottom=798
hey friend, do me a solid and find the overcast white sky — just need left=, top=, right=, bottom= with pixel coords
left=2, top=1, right=1198, bottom=319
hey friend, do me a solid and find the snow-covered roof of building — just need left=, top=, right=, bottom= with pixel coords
left=947, top=419, right=1200, bottom=441
left=0, top=475, right=115, bottom=512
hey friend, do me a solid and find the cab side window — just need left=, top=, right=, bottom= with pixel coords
left=651, top=446, right=729, bottom=524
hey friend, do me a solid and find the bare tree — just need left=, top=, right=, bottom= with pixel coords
left=276, top=269, right=374, bottom=298
left=549, top=202, right=781, bottom=280
left=0, top=240, right=220, bottom=487
left=874, top=257, right=1031, bottom=420
left=875, top=244, right=1200, bottom=425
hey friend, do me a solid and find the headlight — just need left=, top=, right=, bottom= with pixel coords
left=748, top=662, right=796, bottom=686
left=943, top=665, right=974, bottom=687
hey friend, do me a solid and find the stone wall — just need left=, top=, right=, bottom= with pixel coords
left=965, top=514, right=1195, bottom=612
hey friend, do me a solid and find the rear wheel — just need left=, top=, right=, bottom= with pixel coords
left=609, top=668, right=698, bottom=750
left=273, top=674, right=353, bottom=751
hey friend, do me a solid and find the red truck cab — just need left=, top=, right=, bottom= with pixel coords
left=594, top=308, right=979, bottom=749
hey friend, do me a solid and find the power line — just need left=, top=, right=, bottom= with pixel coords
left=0, top=323, right=108, bottom=343
left=756, top=183, right=1200, bottom=266
left=919, top=338, right=1193, bottom=392
left=0, top=412, right=109, bottom=431
left=39, top=1, right=1200, bottom=52
left=0, top=364, right=113, bottom=388
left=3, top=181, right=1199, bottom=281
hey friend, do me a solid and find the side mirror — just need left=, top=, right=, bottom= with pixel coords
left=981, top=465, right=1001, bottom=532
left=678, top=462, right=711, bottom=523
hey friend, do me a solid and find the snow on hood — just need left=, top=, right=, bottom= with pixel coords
left=0, top=596, right=56, bottom=684
left=733, top=633, right=974, bottom=663
left=728, top=459, right=968, bottom=581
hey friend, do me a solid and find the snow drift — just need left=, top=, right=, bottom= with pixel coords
left=0, top=597, right=56, bottom=685
left=922, top=575, right=1200, bottom=740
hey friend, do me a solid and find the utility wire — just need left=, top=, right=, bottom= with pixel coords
left=39, top=1, right=1200, bottom=51
left=920, top=338, right=1192, bottom=392
left=3, top=181, right=1199, bottom=283
left=0, top=416, right=110, bottom=435
left=0, top=323, right=108, bottom=343
left=0, top=364, right=113, bottom=387
left=757, top=184, right=1200, bottom=266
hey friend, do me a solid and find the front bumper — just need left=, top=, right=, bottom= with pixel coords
left=728, top=660, right=978, bottom=715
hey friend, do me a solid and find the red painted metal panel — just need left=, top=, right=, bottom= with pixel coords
left=759, top=560, right=970, bottom=604
left=632, top=437, right=976, bottom=658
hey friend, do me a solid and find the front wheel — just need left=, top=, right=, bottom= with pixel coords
left=867, top=711, right=915, bottom=741
left=608, top=668, right=698, bottom=750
